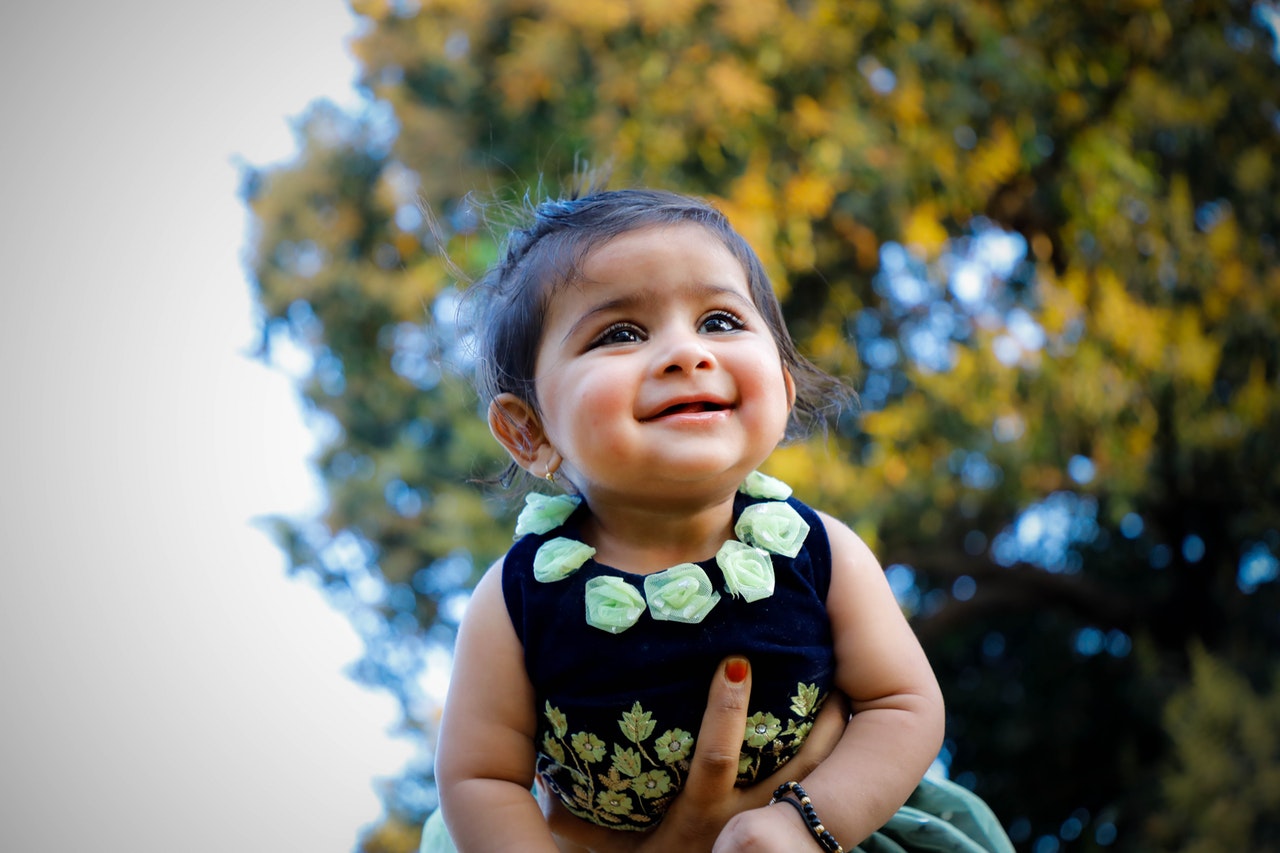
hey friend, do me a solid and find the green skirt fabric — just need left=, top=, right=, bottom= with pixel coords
left=419, top=775, right=1013, bottom=853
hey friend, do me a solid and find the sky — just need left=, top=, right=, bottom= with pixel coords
left=1, top=3, right=418, bottom=850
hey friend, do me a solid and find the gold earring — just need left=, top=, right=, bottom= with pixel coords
left=544, top=452, right=563, bottom=483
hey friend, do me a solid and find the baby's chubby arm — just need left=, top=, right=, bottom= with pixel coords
left=435, top=560, right=559, bottom=853
left=715, top=512, right=946, bottom=851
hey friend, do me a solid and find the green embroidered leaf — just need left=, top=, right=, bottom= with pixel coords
left=542, top=732, right=565, bottom=764
left=791, top=682, right=821, bottom=717
left=545, top=701, right=569, bottom=738
left=571, top=731, right=606, bottom=763
left=619, top=701, right=656, bottom=743
left=611, top=744, right=642, bottom=777
left=793, top=720, right=814, bottom=743
left=738, top=753, right=755, bottom=775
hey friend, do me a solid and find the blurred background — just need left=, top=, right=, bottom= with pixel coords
left=6, top=1, right=1279, bottom=852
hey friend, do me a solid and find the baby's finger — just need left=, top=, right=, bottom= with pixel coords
left=681, top=656, right=752, bottom=810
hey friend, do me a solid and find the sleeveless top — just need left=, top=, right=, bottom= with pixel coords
left=502, top=489, right=835, bottom=831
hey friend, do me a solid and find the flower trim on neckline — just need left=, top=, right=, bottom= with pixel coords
left=520, top=473, right=808, bottom=633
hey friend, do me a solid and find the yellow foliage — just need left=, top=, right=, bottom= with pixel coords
left=968, top=120, right=1022, bottom=198
left=541, top=0, right=631, bottom=33
left=1205, top=210, right=1239, bottom=260
left=903, top=202, right=950, bottom=259
left=1233, top=360, right=1275, bottom=429
left=350, top=0, right=391, bottom=23
left=1094, top=269, right=1169, bottom=374
left=494, top=19, right=573, bottom=112
left=1128, top=67, right=1229, bottom=129
left=631, top=0, right=703, bottom=33
left=706, top=57, right=776, bottom=118
left=1056, top=90, right=1088, bottom=123
left=767, top=441, right=856, bottom=505
left=790, top=95, right=831, bottom=140
left=1169, top=310, right=1220, bottom=391
left=784, top=173, right=837, bottom=220
left=1203, top=259, right=1245, bottom=322
left=833, top=213, right=879, bottom=271
left=715, top=0, right=782, bottom=43
left=1038, top=274, right=1085, bottom=338
left=715, top=162, right=786, bottom=295
left=890, top=74, right=928, bottom=127
left=784, top=216, right=816, bottom=269
left=1234, top=146, right=1273, bottom=193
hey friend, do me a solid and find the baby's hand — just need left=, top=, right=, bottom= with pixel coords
left=712, top=804, right=814, bottom=852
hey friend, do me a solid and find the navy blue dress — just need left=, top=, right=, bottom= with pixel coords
left=502, top=492, right=835, bottom=830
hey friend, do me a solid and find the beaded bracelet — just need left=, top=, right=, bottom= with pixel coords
left=770, top=781, right=845, bottom=853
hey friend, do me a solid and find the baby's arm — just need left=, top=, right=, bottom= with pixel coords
left=715, top=512, right=946, bottom=851
left=435, top=560, right=560, bottom=852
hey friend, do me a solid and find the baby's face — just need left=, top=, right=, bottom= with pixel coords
left=530, top=223, right=794, bottom=508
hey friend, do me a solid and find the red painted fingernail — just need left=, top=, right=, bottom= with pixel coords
left=726, top=658, right=748, bottom=683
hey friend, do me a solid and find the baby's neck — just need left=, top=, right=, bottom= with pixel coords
left=578, top=496, right=737, bottom=575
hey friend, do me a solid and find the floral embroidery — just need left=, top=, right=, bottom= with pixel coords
left=571, top=731, right=606, bottom=762
left=533, top=536, right=596, bottom=582
left=643, top=564, right=720, bottom=623
left=716, top=540, right=775, bottom=602
left=537, top=684, right=827, bottom=830
left=584, top=576, right=646, bottom=633
left=740, top=470, right=793, bottom=500
left=632, top=769, right=672, bottom=798
left=596, top=790, right=633, bottom=815
left=516, top=492, right=581, bottom=537
left=744, top=711, right=783, bottom=747
left=653, top=728, right=693, bottom=762
left=735, top=501, right=810, bottom=559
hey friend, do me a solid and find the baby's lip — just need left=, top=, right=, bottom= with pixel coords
left=641, top=395, right=734, bottom=421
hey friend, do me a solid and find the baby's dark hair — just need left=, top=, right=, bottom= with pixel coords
left=470, top=187, right=853, bottom=454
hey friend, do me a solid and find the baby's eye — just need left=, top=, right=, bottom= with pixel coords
left=700, top=311, right=745, bottom=334
left=592, top=323, right=645, bottom=347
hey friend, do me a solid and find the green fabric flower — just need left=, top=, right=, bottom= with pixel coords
left=744, top=711, right=783, bottom=747
left=654, top=728, right=693, bottom=762
left=584, top=576, right=646, bottom=634
left=533, top=536, right=596, bottom=582
left=644, top=564, right=720, bottom=624
left=716, top=539, right=775, bottom=602
left=515, top=492, right=581, bottom=537
left=735, top=501, right=810, bottom=558
left=740, top=470, right=793, bottom=500
left=631, top=769, right=673, bottom=799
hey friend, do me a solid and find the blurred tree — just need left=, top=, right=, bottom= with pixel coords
left=1146, top=644, right=1280, bottom=851
left=243, top=0, right=1280, bottom=849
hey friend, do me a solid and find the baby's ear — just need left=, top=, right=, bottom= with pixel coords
left=488, top=393, right=551, bottom=472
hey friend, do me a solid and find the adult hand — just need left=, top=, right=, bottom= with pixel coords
left=539, top=658, right=848, bottom=853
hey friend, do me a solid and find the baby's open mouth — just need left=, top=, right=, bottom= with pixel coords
left=652, top=401, right=728, bottom=418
